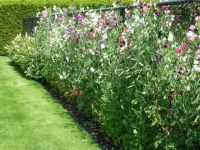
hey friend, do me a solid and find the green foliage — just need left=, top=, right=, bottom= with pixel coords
left=6, top=3, right=200, bottom=150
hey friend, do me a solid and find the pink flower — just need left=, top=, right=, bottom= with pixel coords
left=75, top=13, right=84, bottom=25
left=176, top=42, right=188, bottom=56
left=125, top=6, right=131, bottom=17
left=141, top=3, right=148, bottom=11
left=186, top=31, right=197, bottom=41
left=180, top=42, right=187, bottom=50
left=176, top=48, right=182, bottom=56
left=189, top=25, right=196, bottom=31
left=106, top=17, right=117, bottom=27
left=118, top=35, right=125, bottom=47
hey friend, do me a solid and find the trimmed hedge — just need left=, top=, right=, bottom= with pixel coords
left=0, top=4, right=39, bottom=55
left=0, top=0, right=136, bottom=55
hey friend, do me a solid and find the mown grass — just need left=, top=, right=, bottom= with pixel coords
left=0, top=56, right=100, bottom=150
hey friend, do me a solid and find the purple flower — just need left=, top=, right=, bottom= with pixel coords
left=177, top=67, right=184, bottom=76
left=63, top=8, right=68, bottom=15
left=75, top=13, right=84, bottom=25
left=162, top=5, right=170, bottom=11
left=154, top=9, right=159, bottom=17
left=66, top=28, right=75, bottom=39
left=162, top=5, right=170, bottom=14
left=73, top=6, right=77, bottom=13
left=168, top=91, right=174, bottom=102
left=76, top=34, right=80, bottom=43
left=42, top=10, right=48, bottom=18
left=153, top=55, right=162, bottom=62
left=177, top=66, right=184, bottom=80
left=106, top=17, right=117, bottom=27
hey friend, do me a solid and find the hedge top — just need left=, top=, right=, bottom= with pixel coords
left=0, top=0, right=135, bottom=7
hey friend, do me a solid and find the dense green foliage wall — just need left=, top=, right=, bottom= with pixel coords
left=0, top=0, right=135, bottom=55
left=0, top=4, right=38, bottom=55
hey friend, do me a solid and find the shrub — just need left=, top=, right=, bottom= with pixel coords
left=6, top=2, right=200, bottom=149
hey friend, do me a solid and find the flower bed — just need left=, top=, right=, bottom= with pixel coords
left=6, top=2, right=200, bottom=149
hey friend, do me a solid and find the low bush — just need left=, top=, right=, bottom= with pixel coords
left=6, top=2, right=200, bottom=149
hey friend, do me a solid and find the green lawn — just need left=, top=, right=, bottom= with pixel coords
left=0, top=56, right=100, bottom=150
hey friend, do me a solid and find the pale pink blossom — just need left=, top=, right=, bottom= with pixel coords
left=186, top=31, right=197, bottom=41
left=195, top=15, right=200, bottom=22
left=189, top=25, right=196, bottom=31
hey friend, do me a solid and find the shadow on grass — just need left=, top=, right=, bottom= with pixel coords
left=8, top=61, right=28, bottom=78
left=8, top=60, right=119, bottom=150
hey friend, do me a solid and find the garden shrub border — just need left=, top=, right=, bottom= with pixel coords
left=4, top=0, right=200, bottom=149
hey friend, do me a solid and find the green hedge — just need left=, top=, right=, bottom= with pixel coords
left=0, top=0, right=136, bottom=55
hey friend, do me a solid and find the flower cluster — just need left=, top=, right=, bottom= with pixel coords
left=6, top=2, right=200, bottom=149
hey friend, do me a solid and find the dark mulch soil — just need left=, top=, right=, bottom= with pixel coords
left=10, top=61, right=119, bottom=150
left=40, top=80, right=120, bottom=150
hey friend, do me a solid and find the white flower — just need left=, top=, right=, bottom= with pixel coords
left=53, top=5, right=57, bottom=11
left=171, top=15, right=175, bottom=21
left=186, top=85, right=191, bottom=91
left=165, top=65, right=169, bottom=69
left=195, top=15, right=200, bottom=22
left=194, top=60, right=200, bottom=65
left=100, top=44, right=105, bottom=49
left=89, top=49, right=95, bottom=55
left=181, top=56, right=187, bottom=63
left=140, top=18, right=145, bottom=24
left=142, top=91, right=146, bottom=95
left=102, top=33, right=108, bottom=40
left=59, top=75, right=64, bottom=80
left=168, top=32, right=174, bottom=42
left=193, top=65, right=200, bottom=73
left=55, top=54, right=59, bottom=58
left=166, top=21, right=172, bottom=27
left=63, top=71, right=66, bottom=78
left=112, top=3, right=118, bottom=8
left=59, top=71, right=66, bottom=80
left=65, top=57, right=69, bottom=62
left=103, top=53, right=108, bottom=59
left=90, top=67, right=95, bottom=73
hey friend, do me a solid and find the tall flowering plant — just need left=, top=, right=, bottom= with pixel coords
left=6, top=2, right=200, bottom=149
